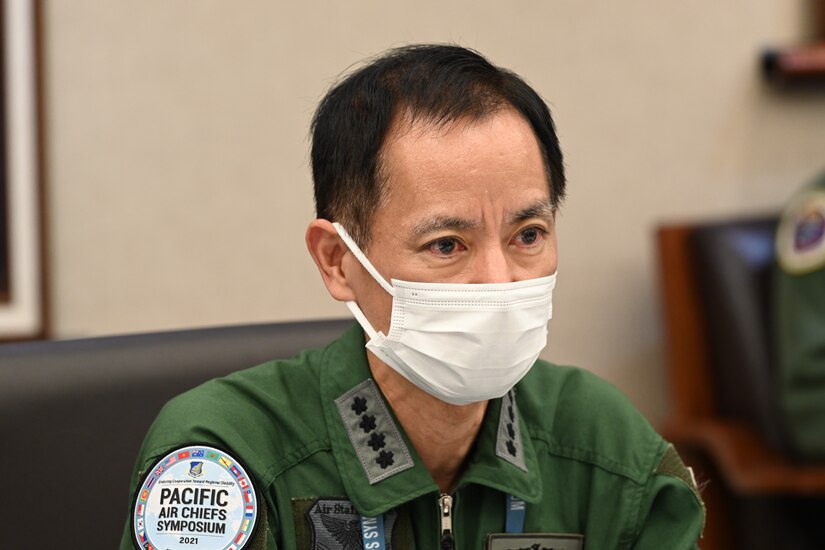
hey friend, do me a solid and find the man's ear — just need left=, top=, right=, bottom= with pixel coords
left=306, top=219, right=357, bottom=302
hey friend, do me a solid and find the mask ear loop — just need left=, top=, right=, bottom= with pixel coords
left=333, top=222, right=395, bottom=341
left=332, top=223, right=395, bottom=295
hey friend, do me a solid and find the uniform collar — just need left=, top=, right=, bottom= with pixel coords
left=321, top=326, right=542, bottom=518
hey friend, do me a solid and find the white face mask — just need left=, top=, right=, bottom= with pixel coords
left=333, top=222, right=556, bottom=405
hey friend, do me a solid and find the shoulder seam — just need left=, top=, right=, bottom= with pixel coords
left=528, top=427, right=663, bottom=485
left=260, top=438, right=332, bottom=486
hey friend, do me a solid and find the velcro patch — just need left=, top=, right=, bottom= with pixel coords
left=292, top=497, right=400, bottom=549
left=655, top=444, right=697, bottom=490
left=131, top=444, right=260, bottom=549
left=486, top=533, right=584, bottom=550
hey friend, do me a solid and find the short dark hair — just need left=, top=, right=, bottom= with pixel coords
left=310, top=44, right=565, bottom=248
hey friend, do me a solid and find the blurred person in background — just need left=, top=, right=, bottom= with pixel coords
left=775, top=171, right=825, bottom=460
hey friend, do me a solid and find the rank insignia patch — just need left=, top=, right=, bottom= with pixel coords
left=496, top=389, right=527, bottom=471
left=335, top=379, right=414, bottom=484
left=777, top=189, right=825, bottom=275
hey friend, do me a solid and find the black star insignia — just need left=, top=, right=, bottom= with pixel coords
left=506, top=440, right=517, bottom=457
left=507, top=422, right=516, bottom=439
left=367, top=432, right=386, bottom=451
left=359, top=414, right=377, bottom=433
left=376, top=450, right=395, bottom=469
left=351, top=396, right=368, bottom=415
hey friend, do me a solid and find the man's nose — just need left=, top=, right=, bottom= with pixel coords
left=471, top=245, right=514, bottom=284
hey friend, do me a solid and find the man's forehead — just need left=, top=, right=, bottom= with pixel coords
left=379, top=110, right=550, bottom=187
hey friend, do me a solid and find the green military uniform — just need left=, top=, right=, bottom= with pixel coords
left=121, top=326, right=704, bottom=549
left=775, top=172, right=825, bottom=459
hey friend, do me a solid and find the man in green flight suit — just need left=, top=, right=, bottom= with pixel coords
left=121, top=44, right=704, bottom=550
left=775, top=171, right=825, bottom=460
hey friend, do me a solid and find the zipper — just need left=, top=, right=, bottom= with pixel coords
left=438, top=493, right=454, bottom=549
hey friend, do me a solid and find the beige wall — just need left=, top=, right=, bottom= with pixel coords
left=43, top=1, right=825, bottom=424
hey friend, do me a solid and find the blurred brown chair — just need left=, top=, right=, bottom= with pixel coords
left=657, top=217, right=825, bottom=550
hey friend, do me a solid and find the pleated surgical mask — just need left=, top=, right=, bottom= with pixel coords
left=334, top=222, right=556, bottom=405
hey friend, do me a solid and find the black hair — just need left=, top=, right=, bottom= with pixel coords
left=310, top=44, right=565, bottom=247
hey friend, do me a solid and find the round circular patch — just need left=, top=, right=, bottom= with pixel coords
left=777, top=189, right=825, bottom=275
left=132, top=445, right=259, bottom=550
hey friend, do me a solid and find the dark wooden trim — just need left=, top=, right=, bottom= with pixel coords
left=33, top=0, right=48, bottom=340
left=664, top=420, right=825, bottom=495
left=0, top=0, right=47, bottom=343
left=0, top=0, right=10, bottom=304
left=656, top=225, right=717, bottom=420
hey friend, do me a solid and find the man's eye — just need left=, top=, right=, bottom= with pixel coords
left=428, top=237, right=461, bottom=256
left=515, top=227, right=545, bottom=247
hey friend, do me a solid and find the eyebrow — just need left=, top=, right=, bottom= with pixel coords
left=409, top=200, right=555, bottom=238
left=410, top=215, right=480, bottom=237
left=508, top=200, right=556, bottom=225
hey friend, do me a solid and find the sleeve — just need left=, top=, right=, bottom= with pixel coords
left=774, top=181, right=825, bottom=459
left=776, top=265, right=825, bottom=458
left=117, top=400, right=282, bottom=549
left=630, top=444, right=705, bottom=550
left=119, top=450, right=163, bottom=550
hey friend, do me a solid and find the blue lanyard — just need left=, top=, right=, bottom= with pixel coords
left=505, top=494, right=526, bottom=533
left=360, top=493, right=525, bottom=548
left=360, top=514, right=387, bottom=550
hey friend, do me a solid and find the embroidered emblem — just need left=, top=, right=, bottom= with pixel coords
left=496, top=390, right=528, bottom=471
left=777, top=188, right=825, bottom=274
left=335, top=379, right=414, bottom=484
left=485, top=533, right=584, bottom=550
left=302, top=498, right=397, bottom=550
left=187, top=461, right=203, bottom=478
left=131, top=445, right=259, bottom=549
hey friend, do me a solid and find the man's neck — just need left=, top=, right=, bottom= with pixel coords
left=368, top=353, right=488, bottom=494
